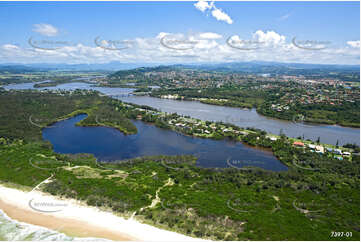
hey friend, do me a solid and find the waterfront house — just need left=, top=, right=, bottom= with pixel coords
left=308, top=144, right=316, bottom=149
left=293, top=141, right=305, bottom=147
left=334, top=149, right=342, bottom=155
left=315, top=145, right=325, bottom=153
left=326, top=147, right=333, bottom=152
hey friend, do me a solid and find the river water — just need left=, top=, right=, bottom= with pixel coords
left=4, top=82, right=360, bottom=145
left=1, top=80, right=359, bottom=241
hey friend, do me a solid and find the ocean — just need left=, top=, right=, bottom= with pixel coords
left=0, top=209, right=109, bottom=241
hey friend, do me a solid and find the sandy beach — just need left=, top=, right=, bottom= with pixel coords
left=0, top=185, right=204, bottom=241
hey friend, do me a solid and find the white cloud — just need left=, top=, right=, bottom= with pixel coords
left=194, top=0, right=213, bottom=12
left=253, top=30, right=286, bottom=45
left=156, top=32, right=170, bottom=39
left=194, top=1, right=233, bottom=24
left=0, top=31, right=359, bottom=65
left=199, top=32, right=222, bottom=39
left=347, top=40, right=360, bottom=48
left=32, top=24, right=59, bottom=37
left=211, top=8, right=233, bottom=24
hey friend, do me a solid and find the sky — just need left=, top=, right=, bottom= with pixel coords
left=0, top=1, right=359, bottom=65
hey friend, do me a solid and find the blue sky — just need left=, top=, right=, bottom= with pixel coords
left=0, top=1, right=359, bottom=65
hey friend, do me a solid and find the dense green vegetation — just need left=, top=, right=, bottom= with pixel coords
left=0, top=137, right=359, bottom=241
left=0, top=90, right=359, bottom=241
left=258, top=101, right=360, bottom=128
left=150, top=82, right=360, bottom=128
left=151, top=86, right=263, bottom=108
left=0, top=90, right=136, bottom=141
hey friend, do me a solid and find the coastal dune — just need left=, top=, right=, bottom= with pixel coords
left=0, top=185, right=204, bottom=241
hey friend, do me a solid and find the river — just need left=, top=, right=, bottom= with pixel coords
left=4, top=81, right=359, bottom=145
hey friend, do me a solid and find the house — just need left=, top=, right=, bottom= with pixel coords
left=334, top=149, right=342, bottom=155
left=343, top=152, right=351, bottom=156
left=326, top=148, right=333, bottom=152
left=315, top=145, right=325, bottom=153
left=267, top=136, right=278, bottom=141
left=308, top=144, right=316, bottom=149
left=293, top=141, right=305, bottom=147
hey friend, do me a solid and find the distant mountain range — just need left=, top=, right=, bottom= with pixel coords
left=149, top=62, right=360, bottom=74
left=0, top=62, right=163, bottom=73
left=109, top=61, right=359, bottom=81
left=1, top=61, right=359, bottom=76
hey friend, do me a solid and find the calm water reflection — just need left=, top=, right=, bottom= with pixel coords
left=42, top=114, right=287, bottom=171
left=120, top=96, right=360, bottom=146
left=5, top=81, right=359, bottom=145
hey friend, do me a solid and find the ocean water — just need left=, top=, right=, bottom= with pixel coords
left=0, top=209, right=109, bottom=241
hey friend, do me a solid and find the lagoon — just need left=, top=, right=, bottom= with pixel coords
left=42, top=114, right=287, bottom=171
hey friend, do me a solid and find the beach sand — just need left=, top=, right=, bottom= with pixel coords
left=0, top=185, right=204, bottom=241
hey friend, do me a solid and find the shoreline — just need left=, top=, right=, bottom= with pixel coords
left=153, top=95, right=360, bottom=129
left=0, top=185, right=205, bottom=241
